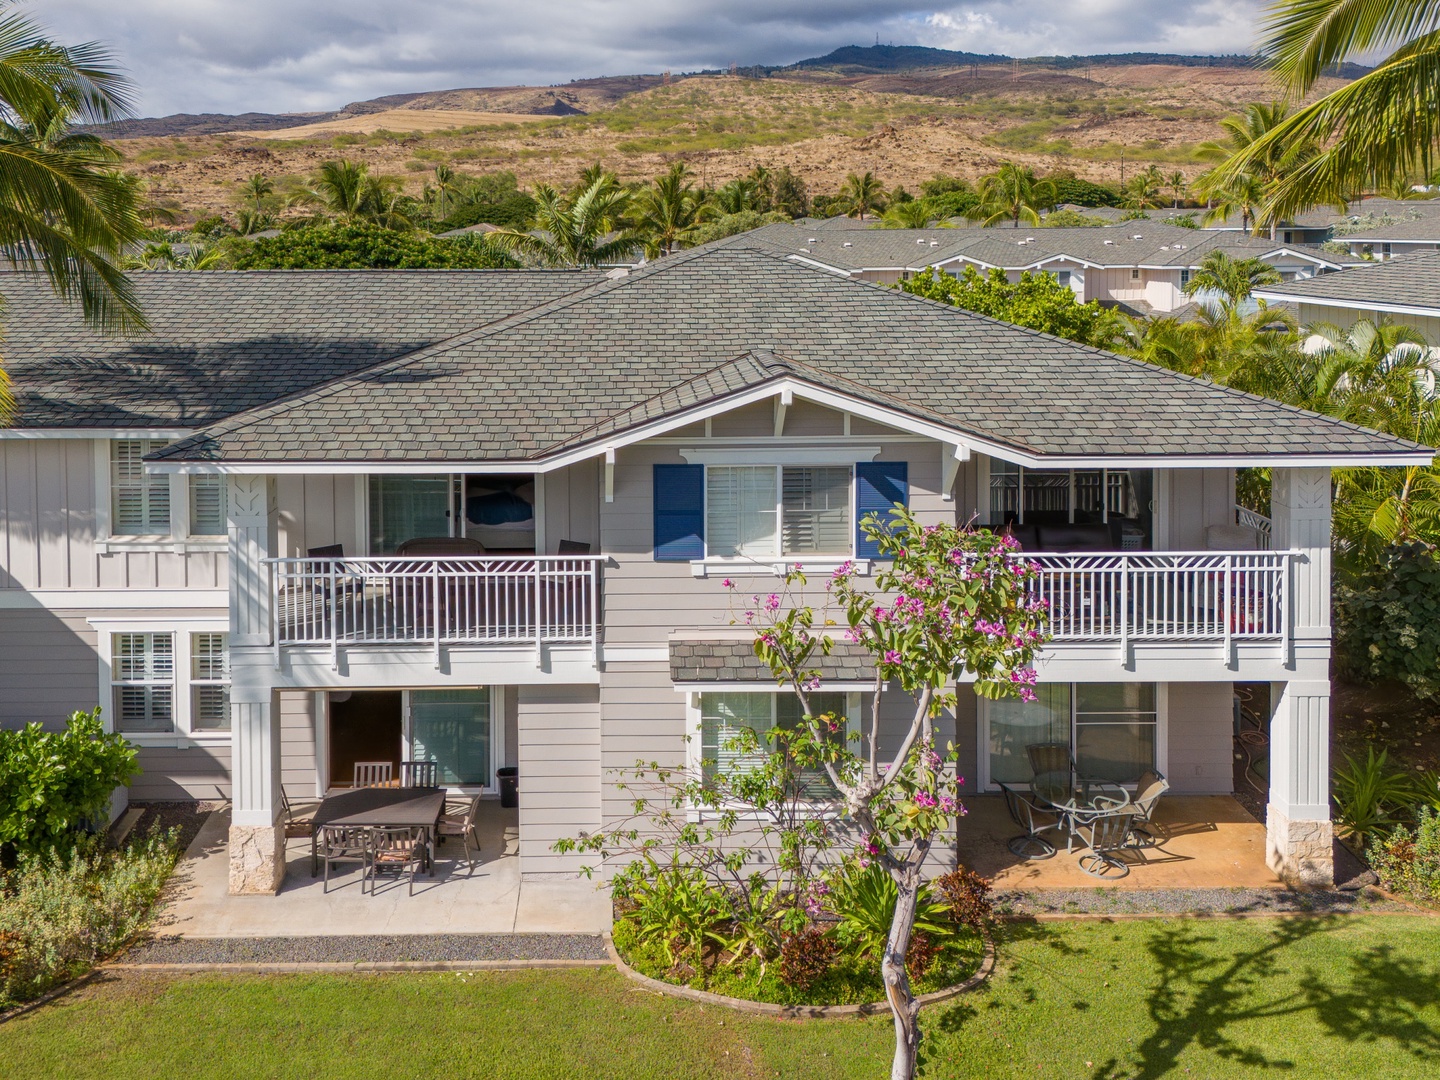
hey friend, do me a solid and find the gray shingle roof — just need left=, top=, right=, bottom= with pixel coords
left=151, top=245, right=1426, bottom=465
left=0, top=268, right=605, bottom=428
left=1338, top=219, right=1440, bottom=243
left=1254, top=252, right=1440, bottom=312
left=670, top=638, right=876, bottom=682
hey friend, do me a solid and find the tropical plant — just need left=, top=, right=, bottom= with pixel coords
left=1335, top=542, right=1440, bottom=696
left=630, top=162, right=710, bottom=257
left=900, top=266, right=1128, bottom=349
left=614, top=855, right=733, bottom=969
left=226, top=222, right=518, bottom=270
left=1197, top=101, right=1324, bottom=235
left=238, top=173, right=273, bottom=214
left=1121, top=166, right=1164, bottom=210
left=488, top=174, right=637, bottom=267
left=1199, top=171, right=1269, bottom=233
left=715, top=177, right=760, bottom=215
left=1332, top=747, right=1417, bottom=848
left=1211, top=0, right=1440, bottom=221
left=1167, top=170, right=1189, bottom=208
left=1370, top=807, right=1440, bottom=902
left=430, top=163, right=461, bottom=220
left=837, top=170, right=886, bottom=220
left=1041, top=208, right=1106, bottom=227
left=822, top=861, right=951, bottom=961
left=686, top=209, right=789, bottom=246
left=293, top=159, right=418, bottom=228
left=769, top=165, right=809, bottom=218
left=967, top=162, right=1058, bottom=227
left=1182, top=251, right=1283, bottom=310
left=879, top=200, right=935, bottom=228
left=0, top=3, right=147, bottom=341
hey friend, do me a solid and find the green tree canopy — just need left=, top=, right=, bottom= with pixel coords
left=226, top=223, right=519, bottom=269
left=967, top=163, right=1058, bottom=227
left=900, top=266, right=1125, bottom=348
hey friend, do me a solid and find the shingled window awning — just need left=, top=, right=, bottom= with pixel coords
left=669, top=639, right=878, bottom=684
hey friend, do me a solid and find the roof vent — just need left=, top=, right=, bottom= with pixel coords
left=917, top=238, right=927, bottom=244
left=929, top=240, right=939, bottom=246
left=843, top=241, right=852, bottom=247
left=807, top=237, right=818, bottom=243
left=1132, top=234, right=1143, bottom=240
left=1104, top=239, right=1115, bottom=245
left=1160, top=245, right=1170, bottom=250
left=1026, top=237, right=1036, bottom=242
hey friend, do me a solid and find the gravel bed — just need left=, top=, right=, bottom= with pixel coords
left=994, top=886, right=1419, bottom=917
left=127, top=801, right=217, bottom=853
left=123, top=933, right=609, bottom=965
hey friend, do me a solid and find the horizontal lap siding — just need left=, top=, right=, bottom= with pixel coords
left=279, top=690, right=317, bottom=798
left=600, top=662, right=684, bottom=832
left=517, top=684, right=601, bottom=875
left=1166, top=682, right=1234, bottom=794
left=0, top=609, right=100, bottom=727
left=131, top=744, right=231, bottom=800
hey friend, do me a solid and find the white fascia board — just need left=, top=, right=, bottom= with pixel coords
left=783, top=254, right=859, bottom=277
left=1252, top=290, right=1440, bottom=320
left=142, top=377, right=1436, bottom=474
left=0, top=427, right=195, bottom=440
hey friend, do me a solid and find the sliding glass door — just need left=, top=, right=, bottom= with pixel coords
left=368, top=475, right=454, bottom=555
left=408, top=688, right=493, bottom=788
left=986, top=683, right=1159, bottom=787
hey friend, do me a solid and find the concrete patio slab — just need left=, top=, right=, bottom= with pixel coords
left=155, top=803, right=612, bottom=938
left=959, top=794, right=1282, bottom=890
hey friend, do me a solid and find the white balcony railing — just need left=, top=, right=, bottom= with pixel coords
left=1022, top=551, right=1295, bottom=660
left=1235, top=504, right=1273, bottom=549
left=267, top=555, right=602, bottom=667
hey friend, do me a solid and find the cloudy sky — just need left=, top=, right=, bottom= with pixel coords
left=44, top=1, right=1268, bottom=117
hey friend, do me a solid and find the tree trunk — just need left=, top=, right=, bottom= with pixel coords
left=884, top=842, right=931, bottom=1080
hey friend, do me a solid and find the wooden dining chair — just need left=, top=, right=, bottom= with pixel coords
left=353, top=761, right=393, bottom=788
left=279, top=786, right=315, bottom=838
left=364, top=826, right=426, bottom=895
left=400, top=760, right=438, bottom=789
left=318, top=825, right=368, bottom=892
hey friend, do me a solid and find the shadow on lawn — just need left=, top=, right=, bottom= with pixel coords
left=977, top=917, right=1440, bottom=1080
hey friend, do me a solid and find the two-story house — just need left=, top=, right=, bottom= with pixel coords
left=0, top=246, right=1428, bottom=896
left=1254, top=252, right=1440, bottom=343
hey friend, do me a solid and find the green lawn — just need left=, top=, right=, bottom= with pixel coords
left=3, top=916, right=1439, bottom=1079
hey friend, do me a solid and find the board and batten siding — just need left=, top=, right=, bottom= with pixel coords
left=1165, top=467, right=1237, bottom=549
left=516, top=683, right=601, bottom=875
left=0, top=438, right=223, bottom=591
left=276, top=474, right=360, bottom=557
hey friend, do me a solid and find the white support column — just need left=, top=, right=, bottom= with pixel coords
left=1266, top=467, right=1334, bottom=885
left=1267, top=680, right=1333, bottom=886
left=227, top=475, right=284, bottom=895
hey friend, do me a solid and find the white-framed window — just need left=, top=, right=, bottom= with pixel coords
left=101, top=439, right=229, bottom=546
left=693, top=690, right=860, bottom=799
left=1130, top=267, right=1142, bottom=281
left=1179, top=269, right=1191, bottom=288
left=706, top=465, right=852, bottom=560
left=112, top=632, right=176, bottom=733
left=95, top=619, right=231, bottom=741
left=983, top=683, right=1165, bottom=788
left=189, top=632, right=231, bottom=731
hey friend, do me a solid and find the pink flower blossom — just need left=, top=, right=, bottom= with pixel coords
left=764, top=593, right=781, bottom=613
left=914, top=791, right=937, bottom=809
left=721, top=578, right=735, bottom=589
left=884, top=649, right=902, bottom=666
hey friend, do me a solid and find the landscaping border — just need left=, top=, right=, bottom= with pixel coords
left=604, top=931, right=995, bottom=1019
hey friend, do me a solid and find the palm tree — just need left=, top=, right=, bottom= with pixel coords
left=631, top=162, right=710, bottom=257
left=1200, top=173, right=1268, bottom=233
left=715, top=177, right=759, bottom=215
left=488, top=174, right=637, bottom=267
left=1167, top=171, right=1188, bottom=208
left=432, top=164, right=461, bottom=221
left=1121, top=167, right=1163, bottom=211
left=967, top=163, right=1057, bottom=227
left=1182, top=251, right=1283, bottom=311
left=1211, top=1, right=1440, bottom=221
left=297, top=159, right=369, bottom=218
left=880, top=201, right=935, bottom=228
left=1197, top=100, right=1322, bottom=235
left=240, top=173, right=273, bottom=214
left=0, top=5, right=147, bottom=341
left=838, top=171, right=886, bottom=220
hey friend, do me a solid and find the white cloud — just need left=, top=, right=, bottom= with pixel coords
left=41, top=1, right=1268, bottom=116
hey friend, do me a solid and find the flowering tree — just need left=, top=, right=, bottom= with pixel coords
left=746, top=506, right=1049, bottom=1080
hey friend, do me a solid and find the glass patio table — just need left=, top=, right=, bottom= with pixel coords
left=1031, top=770, right=1132, bottom=852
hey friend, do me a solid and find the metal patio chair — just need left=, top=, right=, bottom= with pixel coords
left=353, top=761, right=393, bottom=788
left=318, top=825, right=368, bottom=892
left=1126, top=768, right=1171, bottom=845
left=1026, top=743, right=1073, bottom=778
left=996, top=781, right=1059, bottom=859
left=1076, top=810, right=1137, bottom=879
left=437, top=792, right=484, bottom=870
left=400, top=760, right=438, bottom=789
left=364, top=826, right=426, bottom=896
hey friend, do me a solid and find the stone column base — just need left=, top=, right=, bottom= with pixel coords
left=1266, top=804, right=1334, bottom=887
left=228, top=823, right=285, bottom=895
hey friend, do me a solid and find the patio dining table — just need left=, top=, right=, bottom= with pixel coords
left=1032, top=770, right=1133, bottom=852
left=309, top=786, right=446, bottom=877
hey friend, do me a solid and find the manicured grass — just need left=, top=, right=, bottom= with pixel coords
left=4, top=916, right=1439, bottom=1079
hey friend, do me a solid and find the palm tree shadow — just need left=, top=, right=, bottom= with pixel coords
left=1086, top=916, right=1440, bottom=1080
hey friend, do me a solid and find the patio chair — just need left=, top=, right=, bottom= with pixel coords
left=279, top=787, right=314, bottom=839
left=556, top=539, right=591, bottom=554
left=318, top=825, right=368, bottom=892
left=996, top=782, right=1058, bottom=860
left=437, top=792, right=483, bottom=870
left=1026, top=743, right=1073, bottom=778
left=1127, top=768, right=1171, bottom=845
left=364, top=826, right=426, bottom=896
left=353, top=761, right=393, bottom=788
left=400, top=760, right=438, bottom=789
left=1075, top=809, right=1137, bottom=879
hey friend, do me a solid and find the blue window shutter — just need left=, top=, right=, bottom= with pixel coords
left=653, top=464, right=705, bottom=561
left=855, top=462, right=908, bottom=559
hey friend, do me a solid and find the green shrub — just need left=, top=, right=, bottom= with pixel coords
left=778, top=927, right=838, bottom=989
left=1332, top=747, right=1416, bottom=848
left=900, top=266, right=1126, bottom=349
left=823, top=862, right=951, bottom=960
left=687, top=209, right=790, bottom=245
left=0, top=828, right=179, bottom=1007
left=0, top=710, right=139, bottom=859
left=1336, top=542, right=1440, bottom=701
left=614, top=857, right=733, bottom=969
left=1042, top=208, right=1106, bottom=227
left=228, top=223, right=520, bottom=269
left=1371, top=807, right=1440, bottom=903
left=1048, top=174, right=1122, bottom=207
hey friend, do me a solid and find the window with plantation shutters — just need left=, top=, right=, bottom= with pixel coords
left=700, top=692, right=854, bottom=795
left=188, top=475, right=227, bottom=536
left=190, top=633, right=230, bottom=730
left=781, top=467, right=851, bottom=554
left=111, top=440, right=171, bottom=534
left=112, top=632, right=175, bottom=732
left=706, top=466, right=779, bottom=558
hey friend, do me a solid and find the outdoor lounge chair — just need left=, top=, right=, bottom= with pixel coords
left=364, top=826, right=426, bottom=896
left=1126, top=768, right=1171, bottom=844
left=996, top=781, right=1058, bottom=859
left=1076, top=810, right=1137, bottom=878
left=1026, top=743, right=1073, bottom=778
left=437, top=792, right=483, bottom=870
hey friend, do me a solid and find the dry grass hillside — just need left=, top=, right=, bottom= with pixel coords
left=119, top=63, right=1349, bottom=222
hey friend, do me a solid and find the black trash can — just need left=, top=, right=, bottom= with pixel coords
left=497, top=767, right=519, bottom=809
